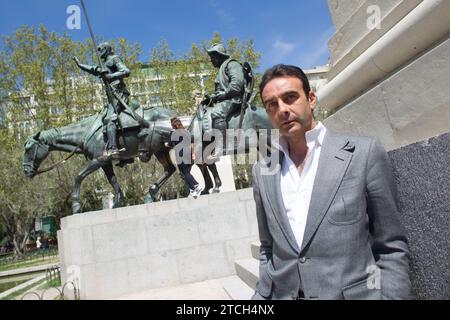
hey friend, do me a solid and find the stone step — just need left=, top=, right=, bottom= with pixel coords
left=221, top=275, right=254, bottom=300
left=251, top=241, right=260, bottom=260
left=235, top=258, right=259, bottom=290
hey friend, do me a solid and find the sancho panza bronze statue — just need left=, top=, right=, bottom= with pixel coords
left=73, top=42, right=130, bottom=158
left=201, top=43, right=246, bottom=161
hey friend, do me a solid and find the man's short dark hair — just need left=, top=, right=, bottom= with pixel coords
left=259, top=64, right=311, bottom=99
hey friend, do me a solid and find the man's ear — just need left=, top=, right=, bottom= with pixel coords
left=308, top=91, right=317, bottom=111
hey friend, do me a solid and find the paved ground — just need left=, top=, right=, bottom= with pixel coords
left=115, top=278, right=232, bottom=300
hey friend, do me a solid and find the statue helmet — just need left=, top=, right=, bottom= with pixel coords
left=97, top=42, right=113, bottom=58
left=206, top=43, right=230, bottom=58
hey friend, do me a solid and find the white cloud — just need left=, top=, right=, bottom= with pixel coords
left=259, top=27, right=335, bottom=71
left=298, top=40, right=330, bottom=68
left=207, top=0, right=235, bottom=29
left=296, top=26, right=334, bottom=68
left=273, top=39, right=296, bottom=56
left=259, top=37, right=298, bottom=71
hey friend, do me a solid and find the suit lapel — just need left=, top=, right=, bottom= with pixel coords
left=300, top=131, right=354, bottom=252
left=262, top=151, right=301, bottom=254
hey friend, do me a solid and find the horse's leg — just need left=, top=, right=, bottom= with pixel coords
left=72, top=159, right=104, bottom=214
left=102, top=162, right=124, bottom=208
left=197, top=164, right=213, bottom=195
left=207, top=163, right=222, bottom=193
left=145, top=151, right=176, bottom=203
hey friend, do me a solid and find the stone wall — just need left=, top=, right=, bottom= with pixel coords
left=58, top=189, right=258, bottom=299
left=324, top=36, right=450, bottom=151
left=388, top=132, right=450, bottom=299
left=327, top=0, right=422, bottom=80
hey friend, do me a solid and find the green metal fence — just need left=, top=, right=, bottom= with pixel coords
left=0, top=246, right=58, bottom=270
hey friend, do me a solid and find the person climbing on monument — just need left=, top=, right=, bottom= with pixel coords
left=73, top=42, right=131, bottom=159
left=166, top=117, right=204, bottom=199
left=201, top=43, right=246, bottom=162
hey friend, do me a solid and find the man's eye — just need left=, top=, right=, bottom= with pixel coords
left=284, top=94, right=298, bottom=104
left=266, top=101, right=277, bottom=110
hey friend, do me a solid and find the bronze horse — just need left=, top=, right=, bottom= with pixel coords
left=23, top=105, right=272, bottom=214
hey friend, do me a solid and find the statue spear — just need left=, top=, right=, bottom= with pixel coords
left=79, top=0, right=118, bottom=118
left=80, top=0, right=150, bottom=130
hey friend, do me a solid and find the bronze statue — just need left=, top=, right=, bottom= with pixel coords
left=200, top=43, right=253, bottom=162
left=23, top=3, right=269, bottom=212
left=73, top=42, right=130, bottom=159
left=23, top=104, right=272, bottom=214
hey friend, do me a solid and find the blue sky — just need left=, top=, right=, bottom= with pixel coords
left=0, top=0, right=335, bottom=72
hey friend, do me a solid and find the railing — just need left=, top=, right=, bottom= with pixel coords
left=45, top=265, right=60, bottom=281
left=19, top=281, right=80, bottom=300
left=19, top=266, right=79, bottom=300
left=0, top=246, right=58, bottom=270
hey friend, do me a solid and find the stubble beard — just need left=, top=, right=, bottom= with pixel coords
left=281, top=109, right=315, bottom=138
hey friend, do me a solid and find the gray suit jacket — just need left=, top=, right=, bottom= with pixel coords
left=252, top=130, right=411, bottom=300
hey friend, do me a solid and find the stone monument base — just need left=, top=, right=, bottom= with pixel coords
left=389, top=132, right=450, bottom=299
left=57, top=188, right=258, bottom=300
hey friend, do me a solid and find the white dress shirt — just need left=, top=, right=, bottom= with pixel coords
left=275, top=122, right=327, bottom=249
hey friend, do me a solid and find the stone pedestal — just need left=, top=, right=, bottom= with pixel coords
left=57, top=188, right=258, bottom=299
left=322, top=0, right=450, bottom=151
left=388, top=132, right=450, bottom=299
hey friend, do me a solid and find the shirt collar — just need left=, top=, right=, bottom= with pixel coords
left=305, top=121, right=326, bottom=148
left=273, top=121, right=327, bottom=155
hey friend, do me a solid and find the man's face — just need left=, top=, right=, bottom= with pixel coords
left=209, top=54, right=222, bottom=68
left=98, top=45, right=110, bottom=60
left=172, top=120, right=183, bottom=129
left=262, top=76, right=316, bottom=138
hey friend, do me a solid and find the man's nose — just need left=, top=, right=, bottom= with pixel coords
left=277, top=99, right=290, bottom=117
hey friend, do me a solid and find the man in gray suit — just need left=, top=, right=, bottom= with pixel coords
left=252, top=64, right=411, bottom=300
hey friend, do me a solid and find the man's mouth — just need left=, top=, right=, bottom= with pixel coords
left=281, top=119, right=296, bottom=127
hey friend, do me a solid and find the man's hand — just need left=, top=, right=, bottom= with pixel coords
left=210, top=91, right=226, bottom=103
left=191, top=144, right=196, bottom=161
left=201, top=94, right=212, bottom=106
left=95, top=67, right=109, bottom=77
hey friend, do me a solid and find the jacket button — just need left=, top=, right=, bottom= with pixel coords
left=299, top=256, right=307, bottom=263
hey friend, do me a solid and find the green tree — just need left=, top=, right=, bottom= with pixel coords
left=0, top=26, right=263, bottom=255
left=0, top=26, right=148, bottom=255
left=0, top=134, right=45, bottom=256
left=149, top=32, right=262, bottom=115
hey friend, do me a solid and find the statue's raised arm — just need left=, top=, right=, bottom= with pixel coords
left=73, top=42, right=131, bottom=159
